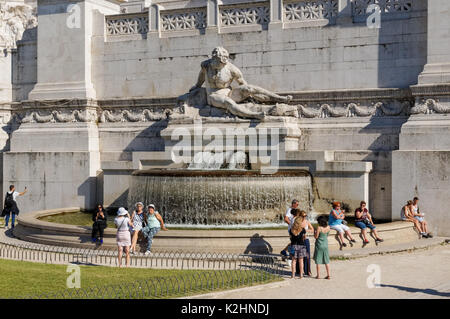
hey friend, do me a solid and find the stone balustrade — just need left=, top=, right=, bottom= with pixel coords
left=105, top=12, right=149, bottom=36
left=220, top=2, right=270, bottom=28
left=104, top=0, right=417, bottom=38
left=160, top=8, right=207, bottom=32
left=352, top=0, right=413, bottom=16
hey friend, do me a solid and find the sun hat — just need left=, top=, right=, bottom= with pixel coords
left=135, top=202, right=144, bottom=207
left=117, top=207, right=128, bottom=216
left=148, top=204, right=155, bottom=209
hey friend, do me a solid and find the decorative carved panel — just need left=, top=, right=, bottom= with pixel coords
left=220, top=3, right=270, bottom=27
left=352, top=0, right=413, bottom=16
left=284, top=0, right=338, bottom=22
left=106, top=13, right=149, bottom=35
left=161, top=9, right=207, bottom=31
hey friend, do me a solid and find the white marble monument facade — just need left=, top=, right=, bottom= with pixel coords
left=0, top=0, right=449, bottom=235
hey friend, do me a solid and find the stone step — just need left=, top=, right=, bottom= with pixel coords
left=10, top=220, right=427, bottom=254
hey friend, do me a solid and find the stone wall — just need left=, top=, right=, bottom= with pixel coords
left=90, top=0, right=427, bottom=99
left=392, top=150, right=450, bottom=237
left=3, top=0, right=450, bottom=236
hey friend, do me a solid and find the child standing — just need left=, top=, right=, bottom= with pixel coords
left=313, top=215, right=331, bottom=279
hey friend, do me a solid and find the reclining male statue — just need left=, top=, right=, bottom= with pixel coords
left=187, top=47, right=298, bottom=120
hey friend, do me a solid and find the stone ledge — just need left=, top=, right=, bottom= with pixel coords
left=14, top=208, right=421, bottom=254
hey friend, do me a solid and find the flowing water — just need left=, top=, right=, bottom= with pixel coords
left=128, top=171, right=314, bottom=226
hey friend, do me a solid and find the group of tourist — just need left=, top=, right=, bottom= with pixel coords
left=91, top=203, right=168, bottom=267
left=280, top=196, right=432, bottom=279
left=281, top=200, right=332, bottom=279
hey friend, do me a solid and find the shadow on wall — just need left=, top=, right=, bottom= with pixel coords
left=106, top=190, right=129, bottom=214
left=361, top=115, right=410, bottom=221
left=85, top=117, right=169, bottom=211
left=78, top=177, right=97, bottom=210
left=123, top=119, right=168, bottom=153
left=375, top=1, right=427, bottom=89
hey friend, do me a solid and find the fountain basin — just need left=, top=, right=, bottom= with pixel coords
left=13, top=208, right=420, bottom=254
left=128, top=169, right=314, bottom=226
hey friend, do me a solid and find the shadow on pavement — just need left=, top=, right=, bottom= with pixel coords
left=380, top=284, right=450, bottom=297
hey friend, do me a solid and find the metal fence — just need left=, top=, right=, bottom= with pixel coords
left=0, top=241, right=286, bottom=299
left=0, top=241, right=284, bottom=270
left=23, top=269, right=280, bottom=299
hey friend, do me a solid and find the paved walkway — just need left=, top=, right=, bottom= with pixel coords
left=2, top=224, right=450, bottom=299
left=191, top=244, right=450, bottom=299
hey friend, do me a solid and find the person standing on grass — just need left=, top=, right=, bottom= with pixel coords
left=313, top=215, right=331, bottom=279
left=289, top=215, right=307, bottom=279
left=329, top=201, right=356, bottom=247
left=354, top=201, right=383, bottom=245
left=130, top=202, right=145, bottom=254
left=2, top=185, right=27, bottom=230
left=115, top=207, right=132, bottom=267
left=299, top=210, right=314, bottom=276
left=91, top=204, right=107, bottom=244
left=141, top=204, right=168, bottom=256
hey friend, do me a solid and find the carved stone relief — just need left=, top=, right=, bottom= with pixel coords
left=0, top=1, right=37, bottom=48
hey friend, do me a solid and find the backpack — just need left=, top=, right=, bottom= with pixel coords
left=4, top=192, right=14, bottom=209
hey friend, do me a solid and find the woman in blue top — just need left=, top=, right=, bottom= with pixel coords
left=141, top=204, right=168, bottom=255
left=329, top=202, right=356, bottom=248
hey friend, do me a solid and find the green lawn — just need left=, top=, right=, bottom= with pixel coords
left=0, top=259, right=281, bottom=299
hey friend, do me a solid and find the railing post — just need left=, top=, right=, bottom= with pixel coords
left=206, top=0, right=219, bottom=34
left=337, top=0, right=353, bottom=24
left=269, top=0, right=283, bottom=30
left=148, top=4, right=161, bottom=38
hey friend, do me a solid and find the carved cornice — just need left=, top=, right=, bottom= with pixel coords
left=9, top=98, right=184, bottom=124
left=5, top=88, right=449, bottom=124
left=13, top=108, right=98, bottom=124
left=410, top=85, right=450, bottom=115
left=411, top=98, right=450, bottom=115
left=410, top=84, right=450, bottom=97
left=296, top=100, right=411, bottom=119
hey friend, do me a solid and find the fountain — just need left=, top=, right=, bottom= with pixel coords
left=128, top=149, right=314, bottom=228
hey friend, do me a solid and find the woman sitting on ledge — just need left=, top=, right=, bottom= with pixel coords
left=354, top=201, right=383, bottom=245
left=328, top=202, right=356, bottom=248
left=141, top=204, right=168, bottom=256
left=401, top=200, right=428, bottom=238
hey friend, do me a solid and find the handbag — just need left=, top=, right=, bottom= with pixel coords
left=288, top=245, right=295, bottom=255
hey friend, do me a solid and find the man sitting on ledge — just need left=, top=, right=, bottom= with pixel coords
left=189, top=47, right=295, bottom=120
left=411, top=197, right=432, bottom=238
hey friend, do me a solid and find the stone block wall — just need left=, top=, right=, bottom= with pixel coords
left=92, top=0, right=427, bottom=99
left=392, top=150, right=450, bottom=237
